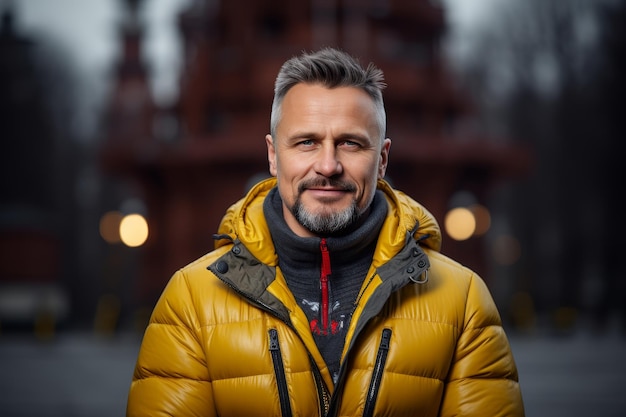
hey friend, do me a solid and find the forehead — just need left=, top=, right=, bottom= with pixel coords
left=279, top=84, right=379, bottom=133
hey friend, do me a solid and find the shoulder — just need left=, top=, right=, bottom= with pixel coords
left=180, top=245, right=232, bottom=280
left=150, top=245, right=234, bottom=328
left=420, top=248, right=502, bottom=328
left=423, top=248, right=477, bottom=290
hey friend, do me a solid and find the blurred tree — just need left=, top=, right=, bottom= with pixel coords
left=590, top=0, right=626, bottom=333
left=0, top=5, right=91, bottom=331
left=448, top=0, right=624, bottom=333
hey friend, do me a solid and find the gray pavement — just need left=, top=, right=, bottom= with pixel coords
left=511, top=331, right=626, bottom=417
left=0, top=332, right=141, bottom=417
left=0, top=328, right=624, bottom=416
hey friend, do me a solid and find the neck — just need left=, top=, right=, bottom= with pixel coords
left=264, top=187, right=387, bottom=265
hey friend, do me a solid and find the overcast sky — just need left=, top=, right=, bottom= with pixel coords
left=7, top=0, right=499, bottom=107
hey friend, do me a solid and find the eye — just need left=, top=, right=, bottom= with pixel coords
left=339, top=140, right=361, bottom=148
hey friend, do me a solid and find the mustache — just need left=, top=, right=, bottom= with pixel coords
left=298, top=178, right=357, bottom=193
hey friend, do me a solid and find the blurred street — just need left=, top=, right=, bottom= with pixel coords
left=0, top=325, right=624, bottom=416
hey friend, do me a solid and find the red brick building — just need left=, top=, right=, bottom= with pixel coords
left=100, top=0, right=530, bottom=312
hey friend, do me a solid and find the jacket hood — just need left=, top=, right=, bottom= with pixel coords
left=215, top=177, right=442, bottom=265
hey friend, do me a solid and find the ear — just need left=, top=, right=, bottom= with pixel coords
left=266, top=134, right=278, bottom=176
left=378, top=138, right=391, bottom=178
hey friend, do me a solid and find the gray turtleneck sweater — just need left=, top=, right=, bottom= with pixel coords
left=263, top=188, right=387, bottom=383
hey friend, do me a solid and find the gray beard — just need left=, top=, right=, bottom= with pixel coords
left=292, top=198, right=360, bottom=235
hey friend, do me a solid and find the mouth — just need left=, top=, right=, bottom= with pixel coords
left=304, top=187, right=348, bottom=199
left=299, top=179, right=356, bottom=199
left=300, top=178, right=355, bottom=190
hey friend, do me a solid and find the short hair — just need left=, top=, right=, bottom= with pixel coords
left=270, top=47, right=387, bottom=140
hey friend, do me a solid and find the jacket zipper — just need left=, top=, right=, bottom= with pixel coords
left=269, top=328, right=293, bottom=417
left=362, top=328, right=392, bottom=417
left=320, top=238, right=331, bottom=335
left=311, top=359, right=331, bottom=416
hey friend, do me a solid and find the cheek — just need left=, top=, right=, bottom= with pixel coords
left=275, top=169, right=298, bottom=205
left=356, top=162, right=378, bottom=185
left=277, top=158, right=309, bottom=184
left=355, top=165, right=380, bottom=201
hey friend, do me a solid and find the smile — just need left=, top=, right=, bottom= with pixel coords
left=304, top=188, right=350, bottom=199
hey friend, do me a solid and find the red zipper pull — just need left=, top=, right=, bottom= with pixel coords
left=320, top=238, right=332, bottom=335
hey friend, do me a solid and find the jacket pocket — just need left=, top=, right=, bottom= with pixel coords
left=363, top=328, right=392, bottom=417
left=269, top=328, right=293, bottom=417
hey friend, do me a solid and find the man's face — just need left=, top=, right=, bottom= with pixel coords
left=266, top=83, right=391, bottom=237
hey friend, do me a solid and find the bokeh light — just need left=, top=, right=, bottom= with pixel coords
left=119, top=214, right=149, bottom=247
left=444, top=207, right=476, bottom=241
left=99, top=211, right=123, bottom=244
left=470, top=204, right=491, bottom=236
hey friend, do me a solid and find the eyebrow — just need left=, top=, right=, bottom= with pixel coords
left=284, top=130, right=318, bottom=141
left=285, top=130, right=373, bottom=144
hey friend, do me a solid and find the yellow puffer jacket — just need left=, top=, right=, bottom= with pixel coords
left=127, top=178, right=524, bottom=417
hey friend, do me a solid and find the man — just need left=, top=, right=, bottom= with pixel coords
left=127, top=47, right=525, bottom=416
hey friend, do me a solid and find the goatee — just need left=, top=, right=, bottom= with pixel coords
left=292, top=178, right=360, bottom=235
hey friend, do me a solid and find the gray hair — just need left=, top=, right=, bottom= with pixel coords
left=270, top=47, right=387, bottom=140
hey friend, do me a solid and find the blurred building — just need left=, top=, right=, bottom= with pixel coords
left=99, top=0, right=531, bottom=321
left=0, top=8, right=70, bottom=333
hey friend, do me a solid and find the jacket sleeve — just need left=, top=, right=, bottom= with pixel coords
left=440, top=274, right=525, bottom=417
left=126, top=270, right=215, bottom=417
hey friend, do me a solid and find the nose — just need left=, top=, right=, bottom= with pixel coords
left=314, top=144, right=343, bottom=177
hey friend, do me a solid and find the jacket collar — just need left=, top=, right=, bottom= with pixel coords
left=214, top=177, right=442, bottom=265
